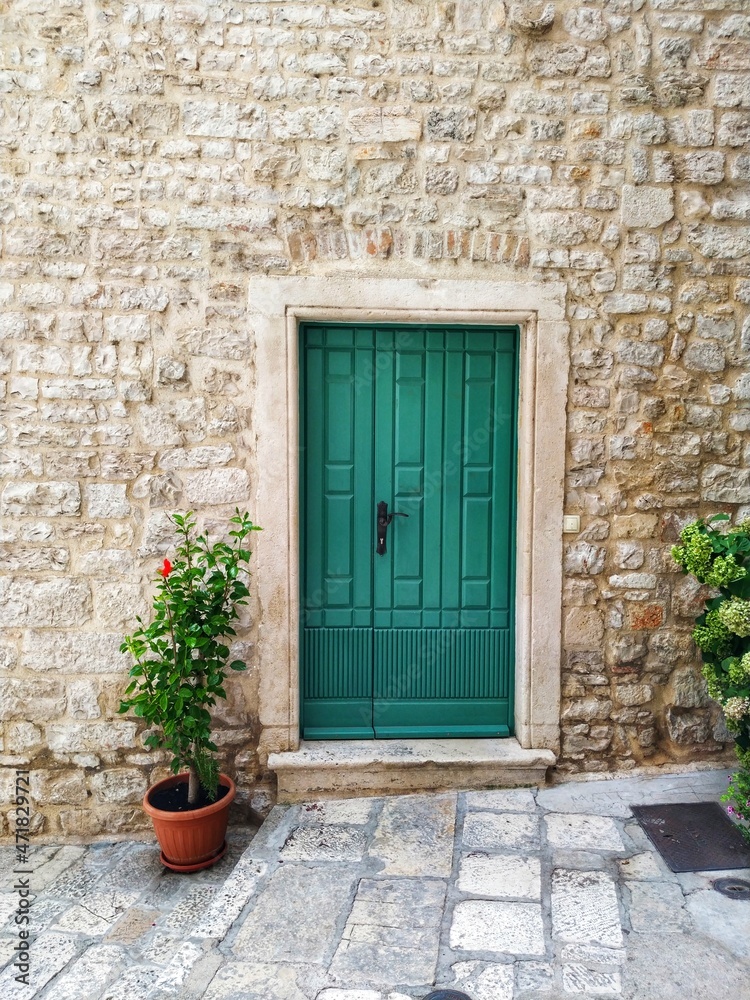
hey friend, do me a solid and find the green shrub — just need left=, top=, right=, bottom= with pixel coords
left=119, top=510, right=261, bottom=804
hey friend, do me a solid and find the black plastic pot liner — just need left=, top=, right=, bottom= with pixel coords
left=631, top=802, right=750, bottom=873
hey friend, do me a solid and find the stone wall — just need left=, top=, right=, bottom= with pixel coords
left=1, top=0, right=749, bottom=839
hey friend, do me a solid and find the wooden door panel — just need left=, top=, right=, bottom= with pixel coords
left=301, top=327, right=375, bottom=737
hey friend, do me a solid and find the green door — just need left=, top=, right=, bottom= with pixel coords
left=301, top=323, right=518, bottom=739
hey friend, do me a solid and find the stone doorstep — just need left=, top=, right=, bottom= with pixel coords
left=269, top=738, right=556, bottom=802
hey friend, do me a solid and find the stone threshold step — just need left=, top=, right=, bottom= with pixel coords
left=269, top=737, right=556, bottom=802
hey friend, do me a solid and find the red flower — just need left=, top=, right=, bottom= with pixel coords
left=159, top=559, right=173, bottom=578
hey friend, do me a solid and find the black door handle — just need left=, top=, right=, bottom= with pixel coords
left=376, top=500, right=408, bottom=555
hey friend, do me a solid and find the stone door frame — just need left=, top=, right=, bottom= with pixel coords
left=249, top=275, right=569, bottom=759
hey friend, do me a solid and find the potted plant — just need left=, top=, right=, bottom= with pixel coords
left=672, top=514, right=750, bottom=839
left=119, top=508, right=261, bottom=870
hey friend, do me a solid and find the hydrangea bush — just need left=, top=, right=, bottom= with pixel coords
left=672, top=514, right=750, bottom=838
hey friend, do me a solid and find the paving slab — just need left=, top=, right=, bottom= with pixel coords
left=192, top=861, right=266, bottom=941
left=329, top=877, right=446, bottom=988
left=0, top=932, right=80, bottom=999
left=232, top=864, right=359, bottom=965
left=53, top=889, right=141, bottom=935
left=551, top=869, right=624, bottom=949
left=368, top=793, right=456, bottom=877
left=544, top=813, right=626, bottom=852
left=622, top=930, right=749, bottom=1000
left=627, top=881, right=691, bottom=933
left=464, top=788, right=538, bottom=812
left=456, top=852, right=541, bottom=900
left=515, top=959, right=555, bottom=993
left=562, top=963, right=621, bottom=994
left=40, top=943, right=126, bottom=1000
left=299, top=800, right=377, bottom=826
left=462, top=811, right=540, bottom=852
left=617, top=851, right=667, bottom=881
left=450, top=900, right=545, bottom=957
left=280, top=825, right=369, bottom=862
left=451, top=960, right=515, bottom=1000
left=685, top=887, right=750, bottom=959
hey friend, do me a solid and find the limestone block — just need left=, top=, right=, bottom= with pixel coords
left=610, top=635, right=648, bottom=667
left=183, top=468, right=250, bottom=505
left=665, top=707, right=711, bottom=745
left=615, top=340, right=665, bottom=366
left=615, top=542, right=644, bottom=569
left=22, top=630, right=129, bottom=673
left=178, top=328, right=251, bottom=360
left=67, top=679, right=102, bottom=720
left=621, top=185, right=674, bottom=228
left=31, top=769, right=87, bottom=805
left=233, top=865, right=360, bottom=964
left=1, top=578, right=92, bottom=627
left=551, top=868, right=623, bottom=949
left=5, top=722, right=44, bottom=753
left=86, top=484, right=130, bottom=518
left=615, top=684, right=653, bottom=707
left=669, top=666, right=709, bottom=709
left=104, top=315, right=150, bottom=343
left=183, top=101, right=268, bottom=139
left=346, top=105, right=422, bottom=142
left=602, top=293, right=649, bottom=314
left=701, top=464, right=750, bottom=503
left=0, top=543, right=68, bottom=572
left=564, top=543, right=606, bottom=576
left=137, top=399, right=206, bottom=446
left=528, top=42, right=587, bottom=77
left=687, top=223, right=750, bottom=259
left=426, top=107, right=477, bottom=141
left=0, top=933, right=79, bottom=997
left=79, top=549, right=135, bottom=577
left=368, top=793, right=456, bottom=877
left=93, top=583, right=148, bottom=628
left=682, top=342, right=726, bottom=372
left=0, top=678, right=66, bottom=722
left=46, top=722, right=139, bottom=753
left=531, top=211, right=602, bottom=246
left=562, top=697, right=614, bottom=723
left=463, top=811, right=540, bottom=851
left=564, top=608, right=604, bottom=647
left=280, top=825, right=367, bottom=862
left=1, top=481, right=81, bottom=516
left=545, top=814, right=625, bottom=852
left=89, top=768, right=147, bottom=804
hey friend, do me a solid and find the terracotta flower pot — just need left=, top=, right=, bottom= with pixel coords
left=143, top=772, right=235, bottom=872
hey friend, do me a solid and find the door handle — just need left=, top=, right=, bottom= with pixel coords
left=376, top=500, right=408, bottom=555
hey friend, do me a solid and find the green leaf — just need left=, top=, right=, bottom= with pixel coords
left=229, top=659, right=246, bottom=671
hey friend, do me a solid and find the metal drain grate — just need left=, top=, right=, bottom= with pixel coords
left=713, top=877, right=750, bottom=899
left=631, top=802, right=750, bottom=873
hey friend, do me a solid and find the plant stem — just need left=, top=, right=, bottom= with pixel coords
left=187, top=764, right=199, bottom=806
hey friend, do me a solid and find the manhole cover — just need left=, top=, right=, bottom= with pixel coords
left=713, top=877, right=750, bottom=899
left=423, top=993, right=472, bottom=1000
left=631, top=802, right=750, bottom=873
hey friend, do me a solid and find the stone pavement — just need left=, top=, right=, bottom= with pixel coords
left=2, top=768, right=750, bottom=1000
